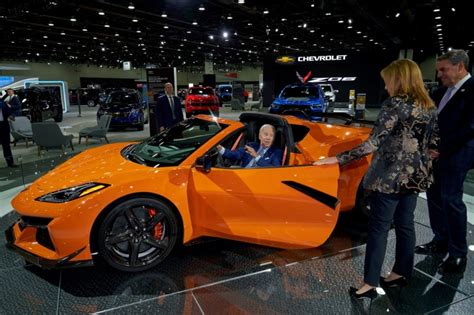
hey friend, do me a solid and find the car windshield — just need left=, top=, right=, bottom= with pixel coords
left=125, top=118, right=228, bottom=167
left=282, top=86, right=318, bottom=98
left=320, top=85, right=331, bottom=93
left=219, top=87, right=232, bottom=93
left=189, top=88, right=214, bottom=95
left=107, top=92, right=139, bottom=104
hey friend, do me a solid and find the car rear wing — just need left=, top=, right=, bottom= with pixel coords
left=281, top=110, right=374, bottom=126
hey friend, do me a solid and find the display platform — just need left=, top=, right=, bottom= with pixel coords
left=0, top=198, right=472, bottom=314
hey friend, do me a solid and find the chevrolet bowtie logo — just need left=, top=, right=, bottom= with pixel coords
left=276, top=56, right=296, bottom=64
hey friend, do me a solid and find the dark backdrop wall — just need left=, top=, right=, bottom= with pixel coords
left=80, top=77, right=137, bottom=89
left=263, top=50, right=398, bottom=107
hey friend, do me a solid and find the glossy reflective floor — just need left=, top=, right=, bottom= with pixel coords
left=1, top=199, right=473, bottom=314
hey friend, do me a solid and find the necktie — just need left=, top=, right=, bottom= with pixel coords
left=168, top=96, right=176, bottom=119
left=437, top=87, right=454, bottom=113
left=246, top=147, right=265, bottom=168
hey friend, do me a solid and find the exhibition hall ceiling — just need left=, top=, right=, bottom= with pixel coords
left=0, top=0, right=471, bottom=70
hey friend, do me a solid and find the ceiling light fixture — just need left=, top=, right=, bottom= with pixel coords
left=223, top=31, right=228, bottom=38
left=164, top=25, right=169, bottom=29
left=98, top=10, right=105, bottom=16
left=104, top=23, right=110, bottom=28
left=132, top=18, right=138, bottom=22
left=70, top=17, right=76, bottom=22
left=227, top=14, right=233, bottom=20
left=192, top=20, right=198, bottom=25
left=82, top=28, right=88, bottom=31
left=263, top=8, right=269, bottom=14
left=48, top=22, right=54, bottom=26
left=199, top=4, right=205, bottom=11
left=433, top=8, right=440, bottom=12
left=451, top=7, right=456, bottom=12
left=238, top=0, right=245, bottom=3
left=325, top=12, right=332, bottom=16
left=128, top=3, right=135, bottom=10
left=395, top=12, right=400, bottom=18
left=435, top=16, right=441, bottom=19
left=161, top=12, right=167, bottom=18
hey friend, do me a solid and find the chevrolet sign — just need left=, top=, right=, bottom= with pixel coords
left=275, top=56, right=296, bottom=64
left=298, top=55, right=348, bottom=62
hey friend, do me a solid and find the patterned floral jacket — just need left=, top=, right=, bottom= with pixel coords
left=336, top=95, right=439, bottom=194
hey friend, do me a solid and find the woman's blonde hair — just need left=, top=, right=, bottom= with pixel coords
left=380, top=59, right=435, bottom=109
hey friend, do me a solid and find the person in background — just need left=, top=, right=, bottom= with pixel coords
left=415, top=49, right=474, bottom=274
left=155, top=82, right=183, bottom=132
left=0, top=98, right=17, bottom=167
left=4, top=88, right=21, bottom=117
left=314, top=59, right=438, bottom=299
left=217, top=124, right=282, bottom=167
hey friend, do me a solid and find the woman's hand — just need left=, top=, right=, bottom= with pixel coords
left=313, top=157, right=339, bottom=165
left=429, top=149, right=439, bottom=159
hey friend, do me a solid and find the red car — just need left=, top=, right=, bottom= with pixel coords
left=184, top=87, right=220, bottom=118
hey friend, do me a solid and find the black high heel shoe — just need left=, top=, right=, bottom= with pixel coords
left=349, top=286, right=378, bottom=299
left=379, top=276, right=408, bottom=288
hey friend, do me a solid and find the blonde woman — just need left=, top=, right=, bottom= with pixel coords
left=315, top=59, right=439, bottom=299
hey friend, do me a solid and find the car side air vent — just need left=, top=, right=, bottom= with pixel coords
left=19, top=216, right=53, bottom=230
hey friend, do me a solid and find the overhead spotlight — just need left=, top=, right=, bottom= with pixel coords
left=60, top=32, right=65, bottom=35
left=82, top=28, right=88, bottom=31
left=303, top=23, right=307, bottom=28
left=209, top=35, right=214, bottom=40
left=48, top=22, right=54, bottom=26
left=435, top=16, right=441, bottom=19
left=128, top=3, right=135, bottom=10
left=263, top=8, right=269, bottom=14
left=227, top=14, right=232, bottom=20
left=161, top=11, right=167, bottom=18
left=70, top=16, right=76, bottom=22
left=104, top=23, right=110, bottom=27
left=98, top=10, right=105, bottom=16
left=325, top=12, right=332, bottom=16
left=223, top=31, right=228, bottom=38
left=433, top=8, right=440, bottom=12
left=163, top=25, right=169, bottom=29
left=395, top=12, right=400, bottom=17
left=338, top=20, right=344, bottom=23
left=132, top=18, right=138, bottom=22
left=451, top=7, right=456, bottom=12
left=281, top=18, right=287, bottom=21
left=199, top=4, right=205, bottom=11
left=192, top=20, right=198, bottom=25
left=238, top=0, right=245, bottom=3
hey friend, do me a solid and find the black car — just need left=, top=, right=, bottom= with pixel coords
left=15, top=87, right=63, bottom=122
left=97, top=90, right=148, bottom=130
left=68, top=88, right=103, bottom=106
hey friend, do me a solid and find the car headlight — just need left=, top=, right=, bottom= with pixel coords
left=36, top=182, right=109, bottom=203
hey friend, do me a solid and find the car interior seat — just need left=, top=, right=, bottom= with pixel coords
left=273, top=127, right=288, bottom=166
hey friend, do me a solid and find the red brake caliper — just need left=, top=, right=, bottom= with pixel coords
left=147, top=209, right=163, bottom=239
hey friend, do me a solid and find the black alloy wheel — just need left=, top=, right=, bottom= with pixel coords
left=98, top=197, right=179, bottom=272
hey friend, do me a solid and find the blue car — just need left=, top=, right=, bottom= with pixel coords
left=97, top=90, right=148, bottom=130
left=269, top=83, right=328, bottom=121
left=216, top=84, right=232, bottom=105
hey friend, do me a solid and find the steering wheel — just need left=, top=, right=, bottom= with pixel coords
left=209, top=147, right=225, bottom=167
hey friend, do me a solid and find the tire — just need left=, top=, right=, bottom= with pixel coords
left=87, top=99, right=96, bottom=107
left=97, top=197, right=179, bottom=272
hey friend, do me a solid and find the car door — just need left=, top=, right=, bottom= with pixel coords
left=188, top=163, right=340, bottom=249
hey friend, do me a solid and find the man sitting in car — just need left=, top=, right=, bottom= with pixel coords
left=217, top=124, right=282, bottom=167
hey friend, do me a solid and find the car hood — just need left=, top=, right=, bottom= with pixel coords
left=187, top=95, right=215, bottom=101
left=103, top=103, right=139, bottom=112
left=30, top=143, right=143, bottom=193
left=274, top=97, right=321, bottom=105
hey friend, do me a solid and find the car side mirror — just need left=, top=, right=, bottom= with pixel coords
left=195, top=155, right=212, bottom=173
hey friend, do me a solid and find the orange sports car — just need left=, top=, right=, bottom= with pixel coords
left=5, top=112, right=371, bottom=272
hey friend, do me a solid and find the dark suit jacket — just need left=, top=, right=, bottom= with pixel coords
left=1, top=100, right=12, bottom=143
left=433, top=76, right=474, bottom=156
left=6, top=95, right=21, bottom=117
left=223, top=142, right=283, bottom=167
left=155, top=94, right=183, bottom=129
